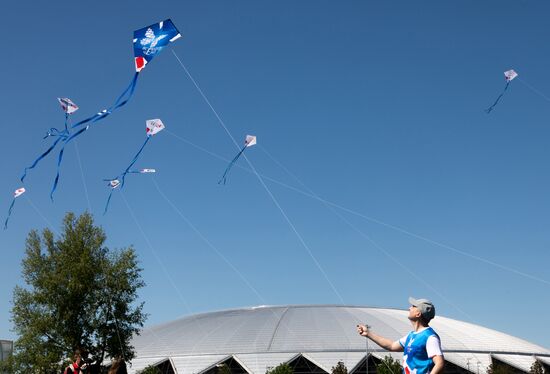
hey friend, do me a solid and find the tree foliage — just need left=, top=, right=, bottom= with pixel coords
left=140, top=365, right=162, bottom=374
left=376, top=355, right=403, bottom=374
left=530, top=360, right=546, bottom=374
left=4, top=212, right=147, bottom=373
left=487, top=362, right=514, bottom=374
left=331, top=361, right=348, bottom=374
left=266, top=363, right=294, bottom=374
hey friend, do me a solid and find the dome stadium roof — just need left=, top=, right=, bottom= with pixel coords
left=128, top=305, right=550, bottom=374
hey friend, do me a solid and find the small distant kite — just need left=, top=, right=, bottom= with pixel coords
left=129, top=168, right=156, bottom=174
left=103, top=119, right=164, bottom=214
left=218, top=135, right=257, bottom=185
left=4, top=187, right=26, bottom=230
left=20, top=19, right=181, bottom=200
left=486, top=69, right=518, bottom=113
left=58, top=97, right=79, bottom=115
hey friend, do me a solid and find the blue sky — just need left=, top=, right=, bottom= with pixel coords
left=1, top=1, right=550, bottom=350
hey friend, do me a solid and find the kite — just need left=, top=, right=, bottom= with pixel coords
left=20, top=98, right=83, bottom=201
left=4, top=188, right=26, bottom=230
left=129, top=168, right=156, bottom=174
left=103, top=119, right=164, bottom=214
left=486, top=69, right=518, bottom=113
left=218, top=135, right=257, bottom=185
left=20, top=19, right=181, bottom=200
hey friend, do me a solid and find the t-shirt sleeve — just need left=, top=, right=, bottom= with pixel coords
left=426, top=335, right=443, bottom=358
left=398, top=335, right=407, bottom=348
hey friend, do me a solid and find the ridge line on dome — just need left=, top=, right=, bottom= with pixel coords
left=266, top=306, right=290, bottom=351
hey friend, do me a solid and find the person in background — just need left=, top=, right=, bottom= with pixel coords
left=63, top=349, right=88, bottom=374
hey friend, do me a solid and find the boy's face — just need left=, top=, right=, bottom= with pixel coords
left=408, top=304, right=422, bottom=321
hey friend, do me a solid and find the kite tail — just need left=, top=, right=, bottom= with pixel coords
left=112, top=72, right=139, bottom=110
left=4, top=199, right=16, bottom=230
left=21, top=136, right=65, bottom=182
left=121, top=137, right=150, bottom=188
left=49, top=126, right=89, bottom=200
left=103, top=189, right=115, bottom=215
left=218, top=145, right=247, bottom=185
left=69, top=72, right=139, bottom=132
left=485, top=81, right=510, bottom=113
left=70, top=110, right=109, bottom=130
left=50, top=147, right=65, bottom=201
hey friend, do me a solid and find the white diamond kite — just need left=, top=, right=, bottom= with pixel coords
left=218, top=135, right=257, bottom=185
left=4, top=187, right=26, bottom=229
left=103, top=120, right=165, bottom=214
left=486, top=69, right=519, bottom=113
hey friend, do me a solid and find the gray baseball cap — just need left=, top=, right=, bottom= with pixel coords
left=409, top=297, right=436, bottom=321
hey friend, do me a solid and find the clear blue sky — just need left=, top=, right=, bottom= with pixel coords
left=2, top=1, right=550, bottom=350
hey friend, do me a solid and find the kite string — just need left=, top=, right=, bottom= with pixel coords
left=145, top=176, right=317, bottom=354
left=164, top=130, right=550, bottom=287
left=258, top=145, right=474, bottom=320
left=517, top=78, right=550, bottom=103
left=172, top=50, right=345, bottom=304
left=149, top=177, right=265, bottom=302
left=24, top=195, right=58, bottom=235
left=120, top=177, right=313, bottom=356
left=73, top=140, right=93, bottom=214
left=257, top=147, right=494, bottom=370
left=119, top=190, right=194, bottom=315
left=243, top=151, right=346, bottom=304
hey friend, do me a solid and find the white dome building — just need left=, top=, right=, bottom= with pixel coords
left=127, top=305, right=550, bottom=374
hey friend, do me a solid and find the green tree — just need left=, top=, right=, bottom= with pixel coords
left=487, top=362, right=514, bottom=374
left=141, top=365, right=162, bottom=374
left=3, top=212, right=147, bottom=373
left=530, top=360, right=546, bottom=374
left=331, top=361, right=348, bottom=374
left=267, top=363, right=294, bottom=374
left=376, top=355, right=402, bottom=374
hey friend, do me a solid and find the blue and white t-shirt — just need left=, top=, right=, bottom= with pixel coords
left=398, top=327, right=443, bottom=374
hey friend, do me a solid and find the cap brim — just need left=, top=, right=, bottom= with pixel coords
left=408, top=297, right=419, bottom=306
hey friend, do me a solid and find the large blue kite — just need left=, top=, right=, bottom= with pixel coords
left=20, top=19, right=181, bottom=201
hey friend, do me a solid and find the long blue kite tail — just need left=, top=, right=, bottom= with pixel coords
left=103, top=189, right=115, bottom=215
left=113, top=72, right=139, bottom=110
left=103, top=135, right=150, bottom=213
left=21, top=136, right=66, bottom=183
left=50, top=147, right=65, bottom=201
left=4, top=199, right=16, bottom=230
left=49, top=126, right=89, bottom=200
left=218, top=145, right=247, bottom=185
left=485, top=81, right=511, bottom=114
left=70, top=72, right=140, bottom=131
left=23, top=73, right=140, bottom=186
left=121, top=137, right=150, bottom=188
